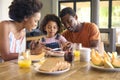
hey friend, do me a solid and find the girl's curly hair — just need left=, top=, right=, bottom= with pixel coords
left=40, top=14, right=62, bottom=34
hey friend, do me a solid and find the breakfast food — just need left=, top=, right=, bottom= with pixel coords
left=91, top=49, right=103, bottom=66
left=39, top=58, right=70, bottom=72
left=91, top=49, right=120, bottom=68
left=30, top=52, right=45, bottom=61
left=104, top=57, right=114, bottom=68
left=111, top=52, right=120, bottom=68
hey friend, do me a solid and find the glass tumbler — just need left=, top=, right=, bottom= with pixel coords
left=73, top=43, right=81, bottom=61
left=18, top=50, right=31, bottom=68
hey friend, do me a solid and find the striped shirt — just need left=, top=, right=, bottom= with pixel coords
left=9, top=32, right=26, bottom=53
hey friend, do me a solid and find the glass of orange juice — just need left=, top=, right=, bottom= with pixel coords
left=18, top=50, right=31, bottom=68
left=73, top=43, right=81, bottom=61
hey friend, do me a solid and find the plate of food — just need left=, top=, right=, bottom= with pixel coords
left=34, top=67, right=70, bottom=75
left=34, top=58, right=71, bottom=74
left=90, top=62, right=120, bottom=71
left=50, top=51, right=65, bottom=57
left=30, top=52, right=45, bottom=62
left=46, top=49, right=65, bottom=57
left=90, top=49, right=120, bottom=71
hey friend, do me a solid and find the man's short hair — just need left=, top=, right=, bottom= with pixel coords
left=59, top=7, right=76, bottom=18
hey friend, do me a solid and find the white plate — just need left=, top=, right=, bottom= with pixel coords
left=34, top=67, right=70, bottom=74
left=51, top=48, right=62, bottom=51
left=32, top=59, right=40, bottom=62
left=90, top=62, right=120, bottom=71
left=49, top=51, right=65, bottom=57
left=32, top=57, right=45, bottom=63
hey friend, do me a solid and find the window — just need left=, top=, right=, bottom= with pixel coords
left=59, top=0, right=120, bottom=28
left=60, top=2, right=73, bottom=10
left=59, top=0, right=91, bottom=22
left=112, top=0, right=120, bottom=28
left=99, top=1, right=109, bottom=28
left=76, top=2, right=90, bottom=22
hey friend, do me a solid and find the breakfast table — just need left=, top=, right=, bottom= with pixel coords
left=0, top=57, right=120, bottom=80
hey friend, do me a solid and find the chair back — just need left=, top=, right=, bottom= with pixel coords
left=99, top=28, right=116, bottom=52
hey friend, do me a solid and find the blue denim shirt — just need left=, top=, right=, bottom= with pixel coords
left=41, top=34, right=60, bottom=49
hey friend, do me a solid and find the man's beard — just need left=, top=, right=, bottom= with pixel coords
left=67, top=26, right=79, bottom=32
left=67, top=27, right=74, bottom=32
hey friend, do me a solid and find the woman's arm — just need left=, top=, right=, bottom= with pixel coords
left=30, top=39, right=49, bottom=55
left=0, top=21, right=18, bottom=61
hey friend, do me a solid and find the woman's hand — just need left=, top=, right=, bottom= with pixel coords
left=30, top=40, right=45, bottom=55
left=30, top=40, right=40, bottom=50
left=30, top=40, right=53, bottom=55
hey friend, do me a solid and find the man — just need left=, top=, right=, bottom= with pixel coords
left=59, top=7, right=101, bottom=49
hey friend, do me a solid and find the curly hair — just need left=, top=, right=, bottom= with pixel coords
left=9, top=0, right=43, bottom=22
left=59, top=7, right=76, bottom=18
left=40, top=14, right=62, bottom=34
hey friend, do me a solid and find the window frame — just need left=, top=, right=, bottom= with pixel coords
left=58, top=0, right=119, bottom=28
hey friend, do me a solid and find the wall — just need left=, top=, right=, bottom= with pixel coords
left=40, top=0, right=58, bottom=21
left=0, top=0, right=12, bottom=21
left=0, top=0, right=58, bottom=21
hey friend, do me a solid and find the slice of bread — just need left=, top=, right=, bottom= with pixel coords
left=57, top=61, right=70, bottom=71
left=30, top=52, right=45, bottom=61
left=39, top=58, right=70, bottom=72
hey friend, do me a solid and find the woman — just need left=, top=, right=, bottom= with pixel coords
left=0, top=0, right=43, bottom=61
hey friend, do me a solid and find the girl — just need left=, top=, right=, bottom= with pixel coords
left=40, top=14, right=67, bottom=49
left=31, top=14, right=71, bottom=51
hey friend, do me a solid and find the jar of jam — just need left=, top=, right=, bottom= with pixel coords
left=64, top=51, right=74, bottom=64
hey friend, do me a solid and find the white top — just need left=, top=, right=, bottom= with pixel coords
left=9, top=32, right=26, bottom=53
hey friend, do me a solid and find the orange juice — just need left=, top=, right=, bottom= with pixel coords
left=73, top=43, right=81, bottom=61
left=18, top=50, right=31, bottom=68
left=18, top=59, right=31, bottom=68
left=73, top=50, right=80, bottom=61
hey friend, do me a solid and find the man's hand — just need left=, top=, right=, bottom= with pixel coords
left=62, top=42, right=72, bottom=51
